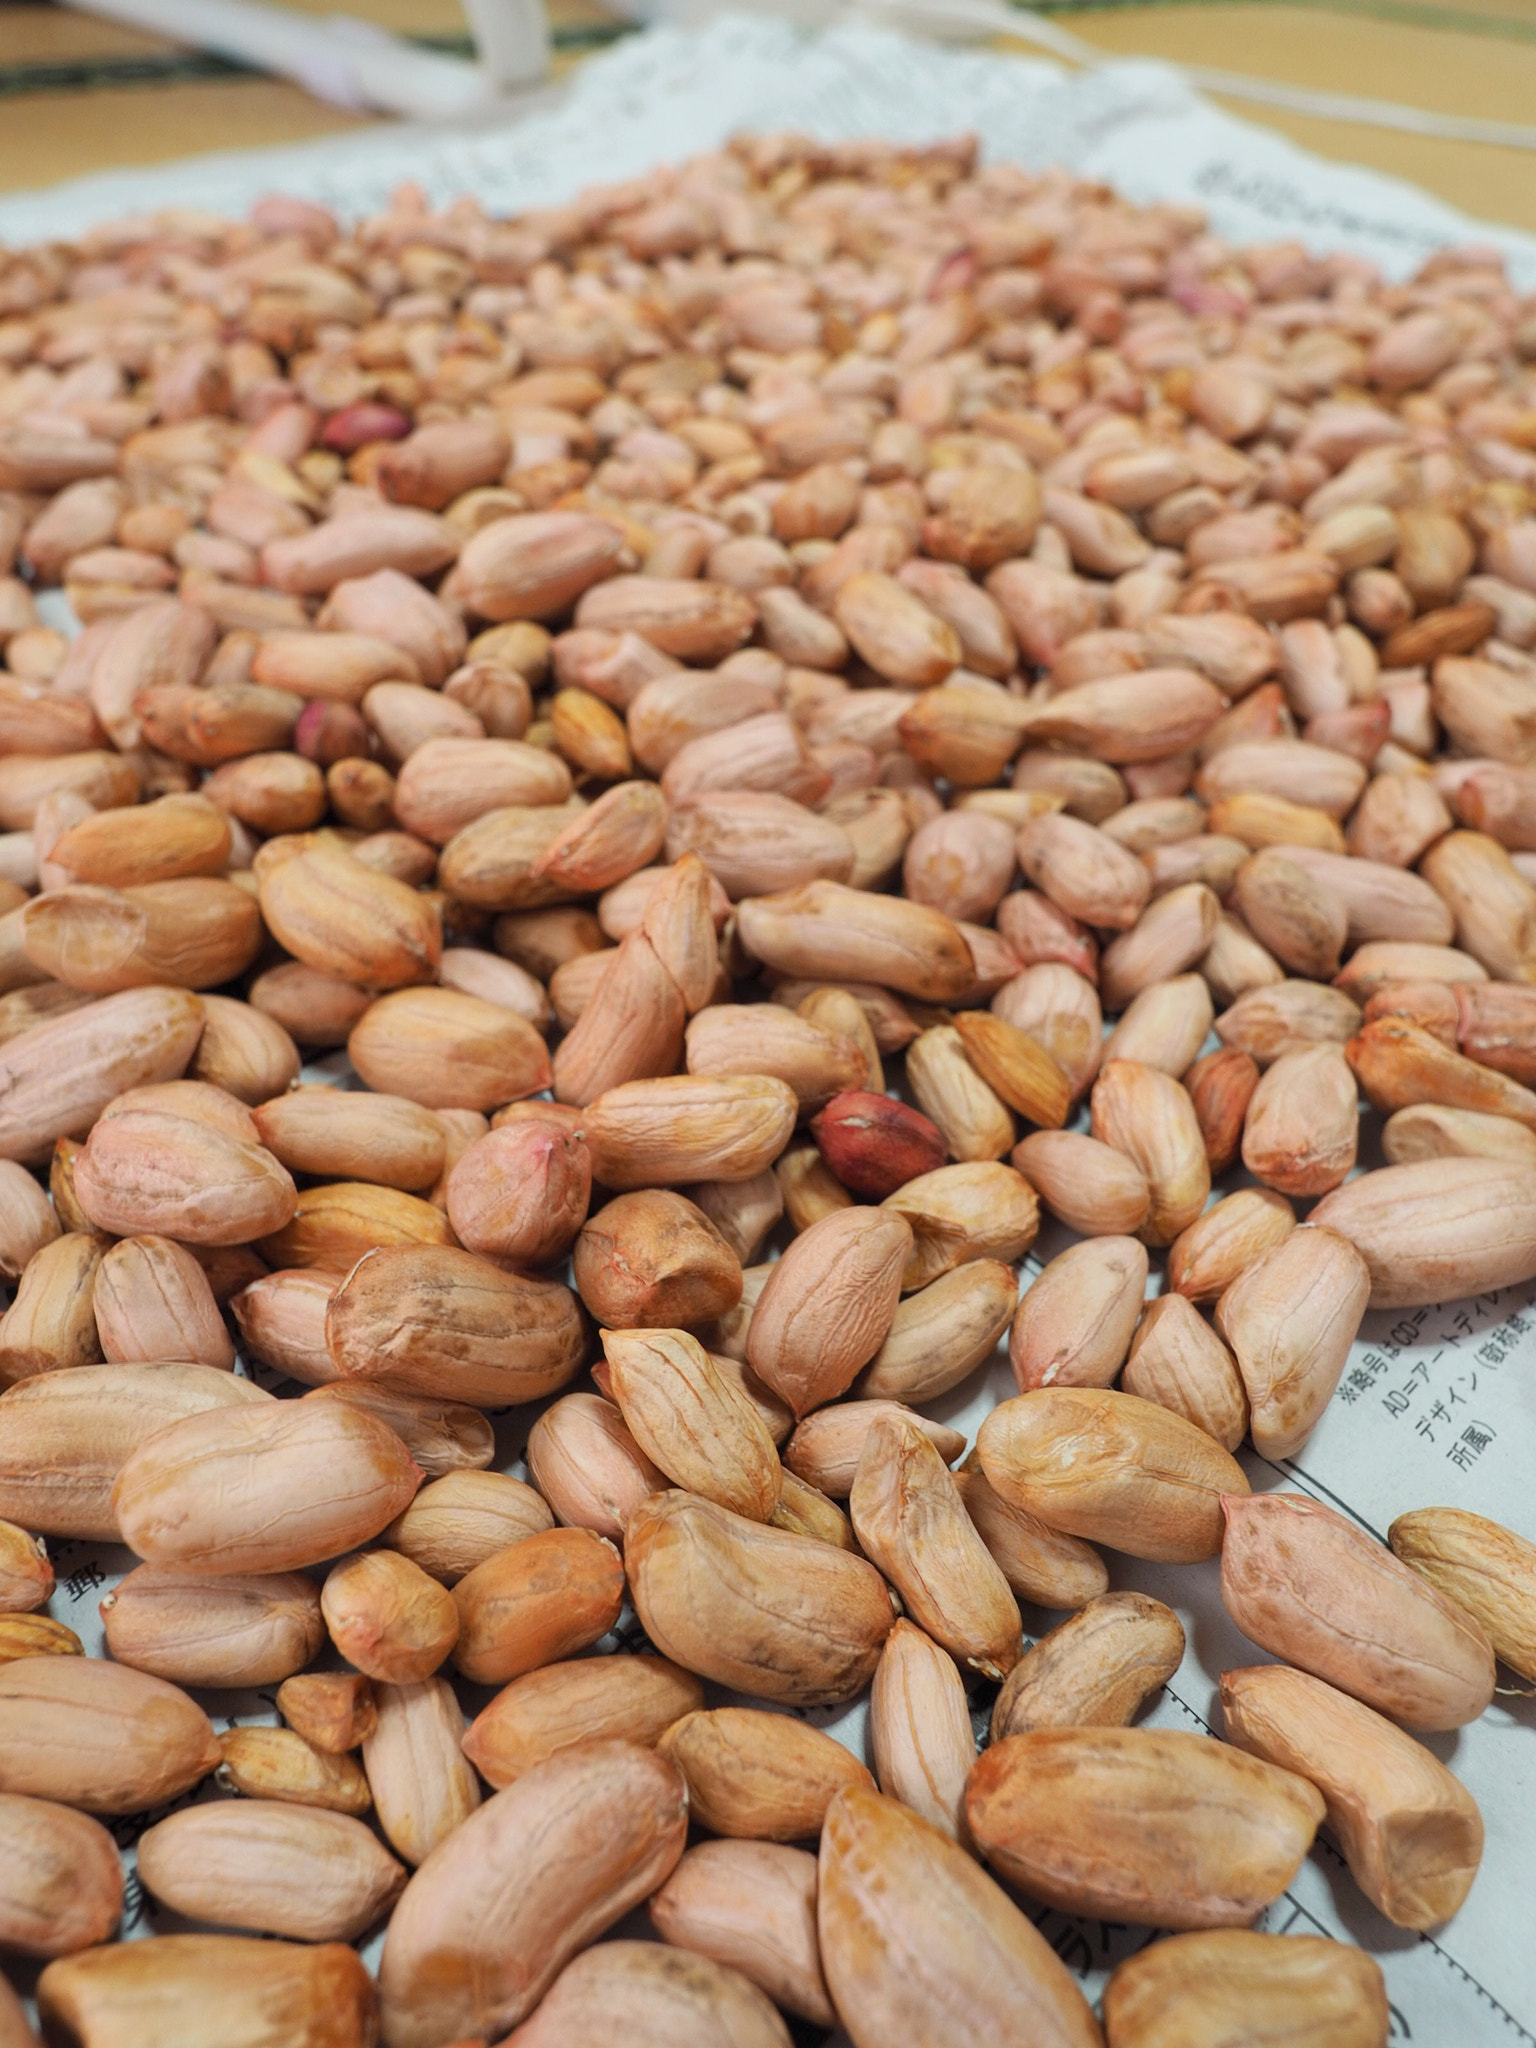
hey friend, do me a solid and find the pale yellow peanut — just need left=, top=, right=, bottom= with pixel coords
left=602, top=1326, right=780, bottom=1521
left=383, top=1469, right=553, bottom=1584
left=794, top=985, right=883, bottom=1092
left=0, top=1161, right=59, bottom=1281
left=1382, top=1102, right=1536, bottom=1166
left=1389, top=1507, right=1536, bottom=1681
left=775, top=1140, right=854, bottom=1233
left=821, top=788, right=915, bottom=891
left=258, top=836, right=440, bottom=992
left=303, top=1382, right=492, bottom=1481
left=0, top=1615, right=79, bottom=1668
left=1421, top=829, right=1536, bottom=982
left=951, top=1008, right=1072, bottom=1128
left=348, top=982, right=551, bottom=1113
left=1102, top=974, right=1213, bottom=1076
left=0, top=1521, right=51, bottom=1615
left=954, top=1462, right=1110, bottom=1611
left=190, top=993, right=301, bottom=1105
left=987, top=962, right=1105, bottom=1105
left=687, top=1169, right=784, bottom=1266
left=736, top=879, right=974, bottom=1001
left=252, top=1086, right=444, bottom=1191
left=761, top=1447, right=849, bottom=1537
left=1200, top=909, right=1285, bottom=1007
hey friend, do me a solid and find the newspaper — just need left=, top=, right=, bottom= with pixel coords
left=7, top=14, right=1536, bottom=2038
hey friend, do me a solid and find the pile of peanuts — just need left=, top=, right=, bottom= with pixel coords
left=0, top=128, right=1534, bottom=2048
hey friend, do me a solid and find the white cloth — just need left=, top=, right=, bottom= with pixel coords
left=1, top=15, right=1534, bottom=288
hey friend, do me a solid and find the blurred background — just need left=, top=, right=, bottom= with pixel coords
left=0, top=0, right=1531, bottom=230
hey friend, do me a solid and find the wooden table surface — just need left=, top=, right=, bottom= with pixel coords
left=0, top=0, right=1530, bottom=235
